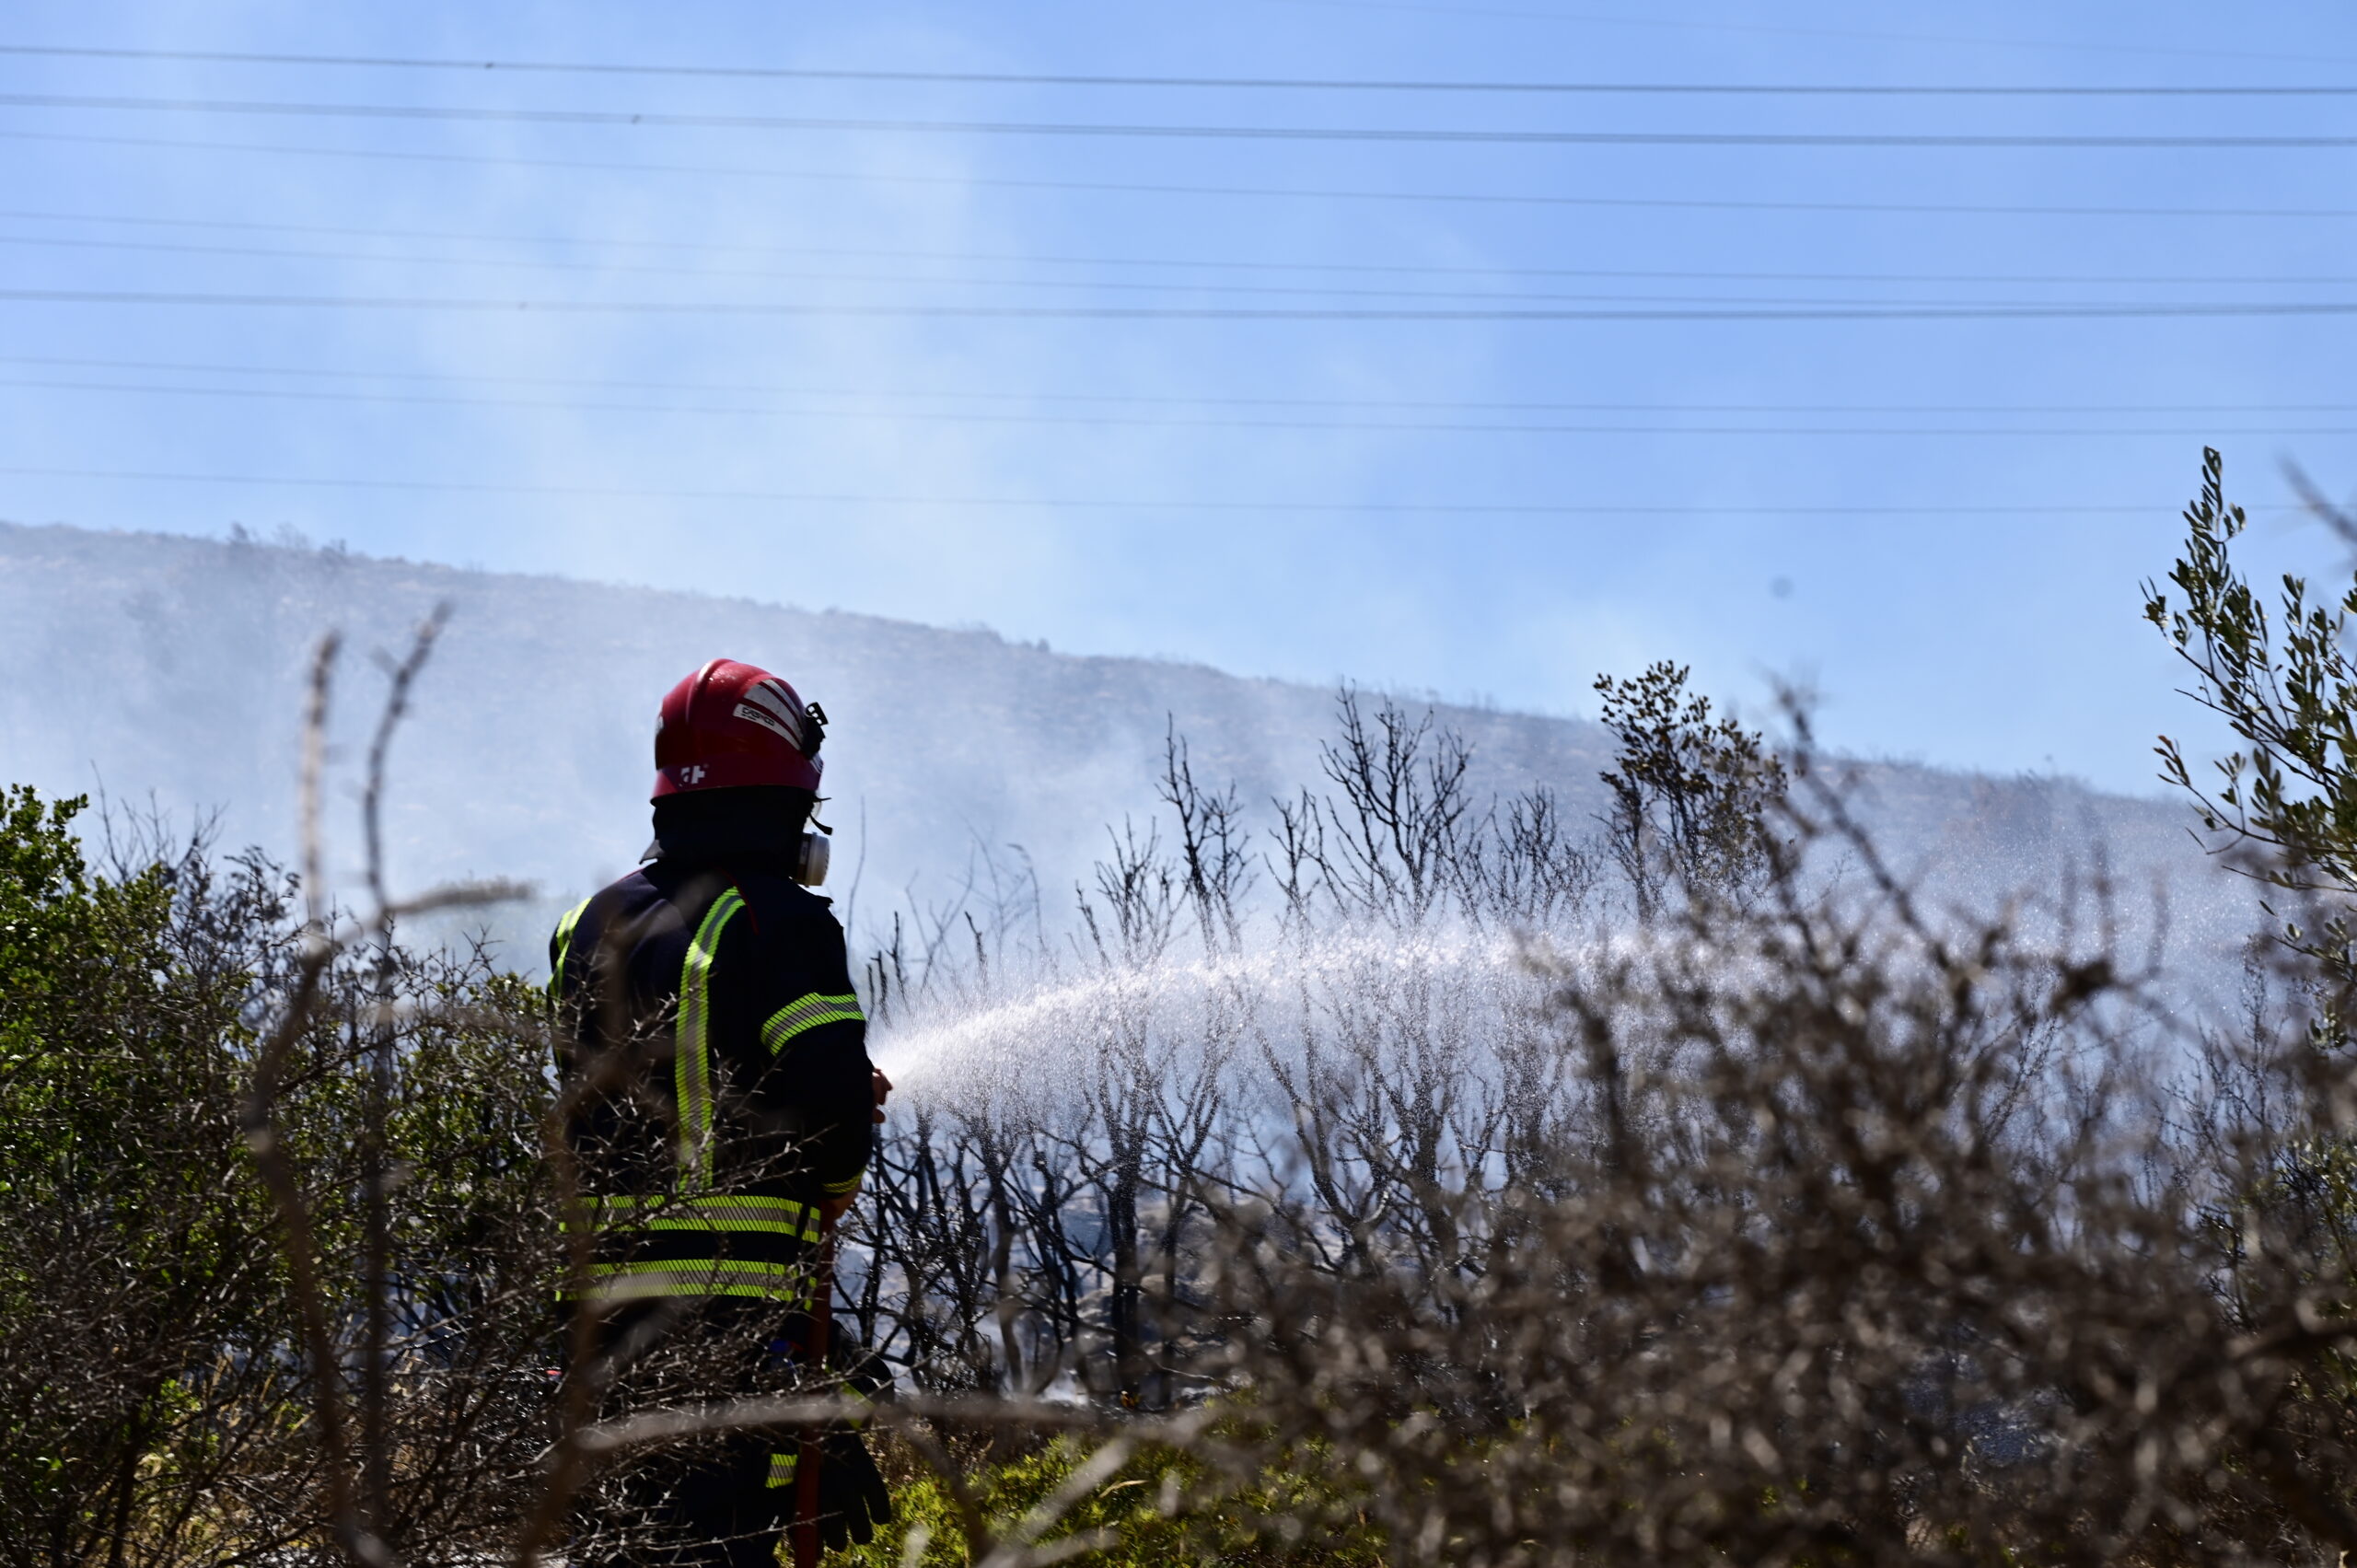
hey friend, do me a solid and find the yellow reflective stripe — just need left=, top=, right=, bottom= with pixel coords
left=766, top=1453, right=798, bottom=1488
left=588, top=1258, right=808, bottom=1280
left=573, top=1197, right=825, bottom=1235
left=563, top=1275, right=814, bottom=1305
left=564, top=1214, right=819, bottom=1237
left=563, top=1258, right=815, bottom=1305
left=676, top=889, right=745, bottom=1193
left=586, top=1194, right=809, bottom=1216
left=548, top=897, right=592, bottom=1002
left=761, top=991, right=863, bottom=1054
left=568, top=1193, right=823, bottom=1241
left=636, top=1214, right=819, bottom=1236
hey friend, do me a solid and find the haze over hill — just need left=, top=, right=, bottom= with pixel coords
left=0, top=519, right=2252, bottom=991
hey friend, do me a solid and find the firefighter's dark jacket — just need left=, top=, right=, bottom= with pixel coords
left=549, top=818, right=873, bottom=1306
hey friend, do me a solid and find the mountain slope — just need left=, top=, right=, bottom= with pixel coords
left=0, top=520, right=2235, bottom=971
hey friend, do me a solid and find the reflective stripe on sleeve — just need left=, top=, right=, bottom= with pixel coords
left=761, top=991, right=864, bottom=1054
left=548, top=897, right=592, bottom=1003
left=675, top=889, right=745, bottom=1193
left=767, top=1452, right=797, bottom=1489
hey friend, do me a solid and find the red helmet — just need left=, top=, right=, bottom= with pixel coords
left=652, top=658, right=826, bottom=799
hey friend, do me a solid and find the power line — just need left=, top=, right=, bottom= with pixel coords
left=10, top=231, right=2350, bottom=308
left=0, top=228, right=1706, bottom=304
left=0, top=232, right=2142, bottom=307
left=10, top=250, right=2268, bottom=310
left=0, top=463, right=2276, bottom=515
left=11, top=285, right=2357, bottom=323
left=3, top=41, right=2351, bottom=96
left=9, top=353, right=2356, bottom=415
left=8, top=218, right=2357, bottom=292
left=17, top=127, right=2357, bottom=221
left=1254, top=0, right=2351, bottom=69
left=11, top=372, right=2348, bottom=436
left=10, top=92, right=2357, bottom=149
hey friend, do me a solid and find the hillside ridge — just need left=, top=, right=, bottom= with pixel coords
left=0, top=518, right=2223, bottom=968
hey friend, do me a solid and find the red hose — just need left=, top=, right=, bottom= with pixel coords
left=789, top=1220, right=837, bottom=1568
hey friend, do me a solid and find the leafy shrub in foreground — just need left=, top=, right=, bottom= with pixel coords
left=0, top=785, right=564, bottom=1568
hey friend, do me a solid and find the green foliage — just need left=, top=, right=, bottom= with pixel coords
left=0, top=786, right=178, bottom=1172
left=1594, top=660, right=1787, bottom=922
left=0, top=784, right=563, bottom=1568
left=0, top=786, right=277, bottom=1565
left=2145, top=447, right=2357, bottom=967
left=2147, top=450, right=2357, bottom=1541
left=842, top=1437, right=1383, bottom=1567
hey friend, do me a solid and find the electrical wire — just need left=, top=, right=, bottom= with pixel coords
left=0, top=229, right=1753, bottom=303
left=6, top=352, right=2352, bottom=415
left=0, top=462, right=2282, bottom=515
left=15, top=126, right=2357, bottom=221
left=10, top=91, right=2357, bottom=148
left=5, top=374, right=2342, bottom=435
left=3, top=41, right=2351, bottom=96
left=9, top=231, right=2345, bottom=309
left=1251, top=0, right=2351, bottom=69
left=6, top=219, right=2356, bottom=292
left=6, top=372, right=2351, bottom=436
left=11, top=286, right=2357, bottom=322
left=0, top=231, right=2184, bottom=306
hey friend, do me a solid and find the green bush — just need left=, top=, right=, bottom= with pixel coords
left=842, top=1434, right=1381, bottom=1568
left=0, top=784, right=563, bottom=1568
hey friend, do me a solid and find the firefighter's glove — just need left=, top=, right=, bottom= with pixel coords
left=814, top=1428, right=892, bottom=1551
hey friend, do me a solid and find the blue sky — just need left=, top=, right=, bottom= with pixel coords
left=4, top=0, right=2354, bottom=796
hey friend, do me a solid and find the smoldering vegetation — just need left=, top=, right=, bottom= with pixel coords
left=11, top=600, right=2357, bottom=1562
left=835, top=679, right=2357, bottom=1565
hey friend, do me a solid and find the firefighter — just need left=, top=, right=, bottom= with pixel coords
left=550, top=657, right=892, bottom=1567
